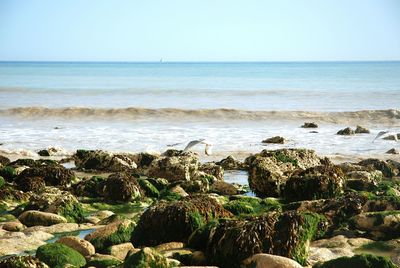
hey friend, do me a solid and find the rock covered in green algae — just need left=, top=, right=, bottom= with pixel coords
left=0, top=175, right=5, bottom=189
left=73, top=175, right=106, bottom=197
left=14, top=164, right=75, bottom=187
left=0, top=255, right=49, bottom=268
left=283, top=163, right=345, bottom=201
left=131, top=195, right=232, bottom=246
left=137, top=178, right=160, bottom=198
left=57, top=235, right=95, bottom=256
left=313, top=254, right=397, bottom=268
left=86, top=253, right=123, bottom=268
left=24, top=188, right=84, bottom=223
left=85, top=219, right=136, bottom=252
left=103, top=172, right=143, bottom=201
left=358, top=158, right=399, bottom=178
left=0, top=166, right=17, bottom=182
left=74, top=149, right=138, bottom=171
left=18, top=210, right=68, bottom=226
left=124, top=247, right=171, bottom=268
left=36, top=243, right=86, bottom=268
left=190, top=211, right=326, bottom=268
left=246, top=149, right=323, bottom=197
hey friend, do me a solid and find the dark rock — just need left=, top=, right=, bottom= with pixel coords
left=355, top=125, right=370, bottom=134
left=337, top=127, right=355, bottom=135
left=192, top=211, right=327, bottom=267
left=73, top=175, right=106, bottom=197
left=358, top=158, right=399, bottom=178
left=262, top=136, right=285, bottom=144
left=313, top=254, right=397, bottom=268
left=216, top=155, right=248, bottom=170
left=246, top=149, right=322, bottom=197
left=199, top=162, right=224, bottom=180
left=386, top=148, right=399, bottom=155
left=131, top=195, right=232, bottom=246
left=383, top=133, right=400, bottom=140
left=0, top=155, right=10, bottom=167
left=283, top=163, right=345, bottom=201
left=15, top=176, right=46, bottom=192
left=301, top=122, right=318, bottom=128
left=103, top=173, right=142, bottom=202
left=15, top=165, right=75, bottom=187
left=210, top=180, right=238, bottom=195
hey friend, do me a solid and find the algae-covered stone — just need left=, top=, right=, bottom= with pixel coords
left=85, top=219, right=136, bottom=252
left=124, top=247, right=171, bottom=268
left=198, top=211, right=326, bottom=268
left=131, top=195, right=232, bottom=246
left=103, top=173, right=142, bottom=202
left=210, top=180, right=238, bottom=195
left=0, top=255, right=49, bottom=268
left=0, top=166, right=17, bottom=181
left=86, top=254, right=123, bottom=268
left=15, top=164, right=75, bottom=187
left=283, top=164, right=345, bottom=201
left=0, top=155, right=10, bottom=166
left=0, top=176, right=5, bottom=189
left=18, top=210, right=67, bottom=227
left=246, top=149, right=322, bottom=197
left=313, top=254, right=397, bottom=268
left=199, top=162, right=224, bottom=180
left=137, top=178, right=160, bottom=198
left=358, top=158, right=399, bottom=178
left=73, top=175, right=106, bottom=197
left=36, top=243, right=86, bottom=268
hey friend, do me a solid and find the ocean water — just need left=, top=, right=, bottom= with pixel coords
left=0, top=61, right=399, bottom=160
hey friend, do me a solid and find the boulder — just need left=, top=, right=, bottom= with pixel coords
left=192, top=211, right=326, bottom=267
left=301, top=122, right=318, bottom=128
left=137, top=178, right=160, bottom=198
left=246, top=149, right=322, bottom=197
left=216, top=155, right=248, bottom=170
left=146, top=152, right=199, bottom=182
left=85, top=219, right=135, bottom=252
left=180, top=177, right=210, bottom=193
left=2, top=220, right=25, bottom=232
left=15, top=164, right=75, bottom=187
left=210, top=180, right=238, bottom=195
left=358, top=158, right=399, bottom=178
left=243, top=253, right=303, bottom=268
left=131, top=195, right=232, bottom=246
left=337, top=127, right=355, bottom=135
left=36, top=243, right=86, bottom=268
left=124, top=247, right=170, bottom=268
left=103, top=173, right=142, bottom=201
left=351, top=211, right=400, bottom=239
left=57, top=236, right=95, bottom=256
left=37, top=147, right=63, bottom=157
left=74, top=149, right=137, bottom=171
left=283, top=164, right=345, bottom=201
left=73, top=175, right=106, bottom=197
left=345, top=170, right=382, bottom=191
left=86, top=253, right=123, bottom=268
left=383, top=133, right=400, bottom=140
left=199, top=162, right=224, bottom=180
left=386, top=148, right=399, bottom=155
left=355, top=125, right=370, bottom=134
left=18, top=210, right=67, bottom=227
left=0, top=166, right=18, bottom=182
left=0, top=155, right=10, bottom=166
left=107, top=242, right=135, bottom=260
left=262, top=136, right=285, bottom=144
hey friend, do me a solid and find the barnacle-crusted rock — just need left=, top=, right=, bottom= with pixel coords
left=351, top=211, right=400, bottom=239
left=216, top=155, right=248, bottom=170
left=345, top=170, right=382, bottom=191
left=74, top=149, right=137, bottom=171
left=358, top=159, right=399, bottom=178
left=246, top=149, right=322, bottom=197
left=354, top=125, right=370, bottom=134
left=283, top=164, right=345, bottom=201
left=103, top=173, right=142, bottom=202
left=131, top=195, right=232, bottom=246
left=199, top=162, right=224, bottom=180
left=0, top=255, right=49, bottom=268
left=191, top=211, right=326, bottom=267
left=25, top=188, right=84, bottom=223
left=85, top=219, right=136, bottom=252
left=146, top=151, right=200, bottom=182
left=15, top=164, right=75, bottom=187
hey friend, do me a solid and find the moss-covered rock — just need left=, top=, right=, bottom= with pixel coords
left=18, top=210, right=68, bottom=226
left=0, top=176, right=5, bottom=189
left=85, top=219, right=136, bottom=252
left=73, top=175, right=106, bottom=197
left=224, top=199, right=256, bottom=215
left=195, top=211, right=326, bottom=268
left=124, top=247, right=171, bottom=268
left=283, top=164, right=345, bottom=201
left=131, top=195, right=232, bottom=246
left=36, top=243, right=86, bottom=268
left=103, top=173, right=142, bottom=202
left=313, top=254, right=397, bottom=268
left=15, top=164, right=75, bottom=187
left=0, top=255, right=49, bottom=268
left=137, top=178, right=160, bottom=198
left=358, top=159, right=399, bottom=178
left=246, top=149, right=322, bottom=197
left=0, top=166, right=17, bottom=182
left=86, top=254, right=123, bottom=268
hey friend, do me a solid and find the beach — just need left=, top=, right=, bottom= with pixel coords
left=0, top=62, right=400, bottom=267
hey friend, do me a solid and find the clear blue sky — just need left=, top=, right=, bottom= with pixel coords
left=0, top=0, right=399, bottom=61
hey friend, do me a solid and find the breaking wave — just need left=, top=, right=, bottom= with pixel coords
left=0, top=107, right=399, bottom=124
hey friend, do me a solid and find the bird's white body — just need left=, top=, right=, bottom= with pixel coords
left=183, top=139, right=213, bottom=155
left=372, top=131, right=398, bottom=143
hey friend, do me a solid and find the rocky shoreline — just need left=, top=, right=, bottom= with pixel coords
left=0, top=147, right=399, bottom=267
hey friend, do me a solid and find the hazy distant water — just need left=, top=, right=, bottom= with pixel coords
left=0, top=61, right=400, bottom=111
left=0, top=61, right=399, bottom=158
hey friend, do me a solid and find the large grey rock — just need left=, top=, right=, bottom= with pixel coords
left=18, top=210, right=67, bottom=227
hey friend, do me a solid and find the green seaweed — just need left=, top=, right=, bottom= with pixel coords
left=36, top=243, right=86, bottom=268
left=90, top=222, right=136, bottom=252
left=123, top=247, right=171, bottom=268
left=138, top=178, right=160, bottom=198
left=0, top=176, right=5, bottom=189
left=358, top=241, right=396, bottom=252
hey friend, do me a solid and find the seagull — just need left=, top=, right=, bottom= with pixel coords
left=183, top=139, right=213, bottom=155
left=372, top=131, right=398, bottom=143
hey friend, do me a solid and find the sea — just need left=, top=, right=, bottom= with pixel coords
left=0, top=61, right=399, bottom=161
